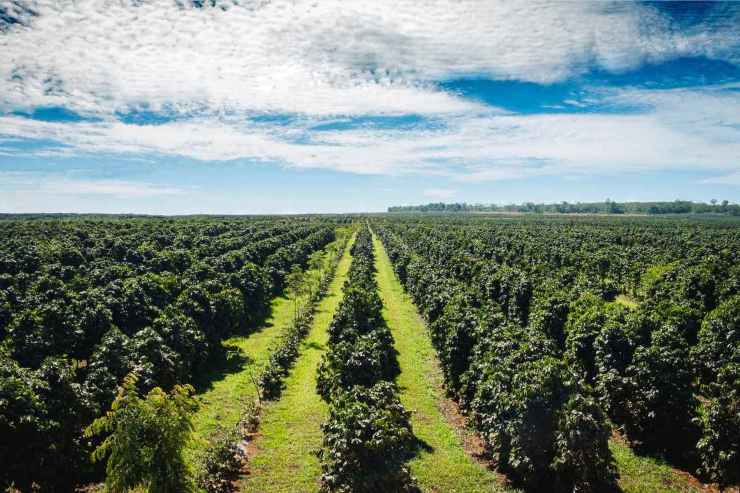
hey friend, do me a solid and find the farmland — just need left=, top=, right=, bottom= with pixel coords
left=0, top=214, right=738, bottom=492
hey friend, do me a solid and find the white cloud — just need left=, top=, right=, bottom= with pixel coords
left=40, top=179, right=186, bottom=198
left=1, top=0, right=738, bottom=118
left=0, top=171, right=188, bottom=198
left=423, top=188, right=457, bottom=199
left=1, top=83, right=739, bottom=180
left=0, top=1, right=738, bottom=184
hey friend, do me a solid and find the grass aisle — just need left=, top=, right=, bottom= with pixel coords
left=239, top=235, right=355, bottom=493
left=186, top=294, right=295, bottom=462
left=186, top=235, right=345, bottom=462
left=372, top=233, right=510, bottom=493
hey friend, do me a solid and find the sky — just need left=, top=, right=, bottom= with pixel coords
left=0, top=0, right=739, bottom=214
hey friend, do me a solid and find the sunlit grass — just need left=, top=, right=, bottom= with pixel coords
left=611, top=438, right=704, bottom=493
left=186, top=234, right=346, bottom=464
left=239, top=235, right=355, bottom=493
left=372, top=232, right=513, bottom=493
left=615, top=293, right=640, bottom=309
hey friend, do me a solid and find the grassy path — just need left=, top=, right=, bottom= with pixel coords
left=186, top=235, right=345, bottom=462
left=372, top=233, right=510, bottom=493
left=239, top=235, right=355, bottom=493
left=186, top=294, right=294, bottom=462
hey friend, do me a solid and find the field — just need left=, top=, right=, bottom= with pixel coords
left=0, top=214, right=738, bottom=492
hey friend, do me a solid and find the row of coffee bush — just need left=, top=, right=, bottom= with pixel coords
left=316, top=225, right=417, bottom=492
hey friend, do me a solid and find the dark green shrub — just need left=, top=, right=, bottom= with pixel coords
left=528, top=291, right=570, bottom=350
left=692, top=295, right=739, bottom=389
left=153, top=310, right=208, bottom=376
left=318, top=382, right=416, bottom=493
left=429, top=291, right=480, bottom=394
left=467, top=330, right=615, bottom=492
left=594, top=317, right=636, bottom=425
left=130, top=327, right=182, bottom=391
left=316, top=329, right=399, bottom=400
left=696, top=363, right=739, bottom=487
left=478, top=264, right=532, bottom=325
left=327, top=285, right=384, bottom=344
left=0, top=352, right=49, bottom=491
left=623, top=324, right=700, bottom=461
left=553, top=390, right=617, bottom=492
left=564, top=294, right=625, bottom=383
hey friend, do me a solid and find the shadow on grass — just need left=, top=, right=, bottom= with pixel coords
left=470, top=447, right=625, bottom=493
left=190, top=302, right=278, bottom=394
left=303, top=340, right=325, bottom=351
left=409, top=435, right=434, bottom=455
left=192, top=349, right=252, bottom=394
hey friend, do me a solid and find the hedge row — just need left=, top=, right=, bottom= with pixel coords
left=376, top=215, right=739, bottom=489
left=195, top=400, right=261, bottom=493
left=376, top=226, right=617, bottom=492
left=195, top=233, right=351, bottom=492
left=316, top=225, right=416, bottom=493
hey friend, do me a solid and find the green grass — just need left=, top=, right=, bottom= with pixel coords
left=239, top=235, right=355, bottom=493
left=186, top=294, right=294, bottom=462
left=615, top=293, right=639, bottom=309
left=611, top=439, right=705, bottom=493
left=372, top=233, right=513, bottom=493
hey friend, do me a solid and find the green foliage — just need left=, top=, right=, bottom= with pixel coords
left=622, top=324, right=700, bottom=461
left=85, top=372, right=198, bottom=493
left=318, top=382, right=416, bottom=493
left=0, top=216, right=338, bottom=488
left=466, top=334, right=614, bottom=492
left=692, top=295, right=740, bottom=486
left=564, top=294, right=626, bottom=383
left=317, top=226, right=416, bottom=492
left=478, top=264, right=532, bottom=325
left=553, top=391, right=617, bottom=492
left=388, top=199, right=740, bottom=216
left=695, top=363, right=739, bottom=487
left=0, top=352, right=96, bottom=490
left=640, top=262, right=678, bottom=298
left=0, top=351, right=49, bottom=491
left=692, top=295, right=740, bottom=389
left=428, top=291, right=481, bottom=394
left=258, top=232, right=349, bottom=400
left=594, top=317, right=637, bottom=425
left=316, top=329, right=399, bottom=400
left=372, top=215, right=740, bottom=490
left=259, top=312, right=313, bottom=399
left=528, top=290, right=570, bottom=349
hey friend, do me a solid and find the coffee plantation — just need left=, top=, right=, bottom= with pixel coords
left=0, top=214, right=737, bottom=492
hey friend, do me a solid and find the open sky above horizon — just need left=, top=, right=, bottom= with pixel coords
left=1, top=0, right=739, bottom=214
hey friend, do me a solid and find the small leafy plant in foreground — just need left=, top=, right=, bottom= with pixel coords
left=85, top=372, right=198, bottom=493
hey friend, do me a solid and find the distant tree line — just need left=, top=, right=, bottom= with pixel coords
left=388, top=200, right=740, bottom=216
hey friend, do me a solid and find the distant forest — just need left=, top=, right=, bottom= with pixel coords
left=388, top=199, right=740, bottom=216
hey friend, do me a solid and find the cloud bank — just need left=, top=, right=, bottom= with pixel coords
left=0, top=0, right=739, bottom=186
left=1, top=83, right=738, bottom=181
left=2, top=0, right=739, bottom=116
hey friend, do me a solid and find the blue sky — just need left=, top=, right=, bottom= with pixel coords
left=1, top=1, right=739, bottom=213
